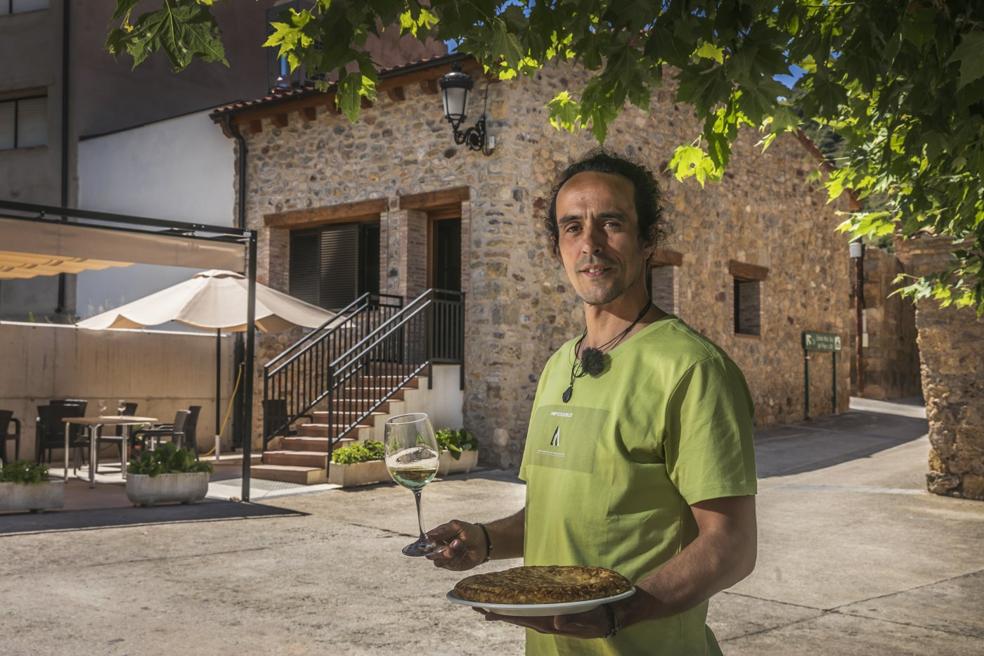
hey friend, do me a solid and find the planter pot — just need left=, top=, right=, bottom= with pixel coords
left=0, top=481, right=64, bottom=513
left=329, top=459, right=390, bottom=488
left=126, top=472, right=209, bottom=506
left=438, top=450, right=478, bottom=477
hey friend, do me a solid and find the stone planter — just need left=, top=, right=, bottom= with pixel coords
left=438, top=450, right=478, bottom=477
left=328, top=459, right=390, bottom=488
left=0, top=481, right=64, bottom=513
left=126, top=472, right=210, bottom=506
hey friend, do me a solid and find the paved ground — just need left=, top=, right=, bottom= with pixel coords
left=2, top=398, right=982, bottom=655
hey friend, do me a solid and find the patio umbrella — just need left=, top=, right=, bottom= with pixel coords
left=77, top=269, right=335, bottom=443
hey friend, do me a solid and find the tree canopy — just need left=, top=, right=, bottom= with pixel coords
left=108, top=0, right=984, bottom=313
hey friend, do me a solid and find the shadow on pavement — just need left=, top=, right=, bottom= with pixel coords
left=0, top=500, right=306, bottom=537
left=756, top=406, right=928, bottom=478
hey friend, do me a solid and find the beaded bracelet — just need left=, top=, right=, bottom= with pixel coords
left=476, top=522, right=493, bottom=563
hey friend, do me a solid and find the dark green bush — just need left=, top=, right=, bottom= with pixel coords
left=127, top=442, right=213, bottom=477
left=0, top=461, right=49, bottom=484
left=331, top=440, right=384, bottom=465
left=435, top=428, right=477, bottom=460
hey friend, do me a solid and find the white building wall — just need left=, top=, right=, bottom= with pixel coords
left=76, top=110, right=235, bottom=318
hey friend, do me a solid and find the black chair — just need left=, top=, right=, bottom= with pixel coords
left=35, top=404, right=88, bottom=469
left=50, top=399, right=88, bottom=413
left=94, top=402, right=139, bottom=473
left=182, top=405, right=201, bottom=460
left=132, top=410, right=189, bottom=451
left=1, top=410, right=21, bottom=463
left=263, top=399, right=312, bottom=444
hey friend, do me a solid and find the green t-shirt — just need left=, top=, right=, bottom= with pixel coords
left=518, top=315, right=757, bottom=656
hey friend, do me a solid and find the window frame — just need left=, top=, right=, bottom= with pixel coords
left=0, top=94, right=47, bottom=150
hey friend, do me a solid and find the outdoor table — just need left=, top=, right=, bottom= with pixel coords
left=62, top=416, right=158, bottom=488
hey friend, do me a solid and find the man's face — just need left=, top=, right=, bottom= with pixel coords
left=555, top=171, right=653, bottom=306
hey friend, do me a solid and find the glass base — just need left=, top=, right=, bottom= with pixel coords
left=402, top=536, right=439, bottom=557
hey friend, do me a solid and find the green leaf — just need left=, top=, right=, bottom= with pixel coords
left=694, top=42, right=725, bottom=65
left=949, top=31, right=984, bottom=89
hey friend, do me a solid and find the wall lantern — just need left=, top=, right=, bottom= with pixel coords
left=439, top=63, right=494, bottom=155
left=849, top=238, right=864, bottom=259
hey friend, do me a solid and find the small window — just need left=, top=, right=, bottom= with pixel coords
left=0, top=95, right=47, bottom=150
left=649, top=265, right=676, bottom=314
left=1, top=0, right=50, bottom=15
left=734, top=278, right=761, bottom=335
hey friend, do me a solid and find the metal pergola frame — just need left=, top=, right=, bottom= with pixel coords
left=0, top=199, right=259, bottom=502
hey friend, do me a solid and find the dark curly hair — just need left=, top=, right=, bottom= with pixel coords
left=544, top=150, right=665, bottom=257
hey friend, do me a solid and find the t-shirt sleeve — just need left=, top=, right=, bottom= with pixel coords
left=663, top=355, right=757, bottom=505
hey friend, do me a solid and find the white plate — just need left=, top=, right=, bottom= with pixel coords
left=446, top=587, right=635, bottom=617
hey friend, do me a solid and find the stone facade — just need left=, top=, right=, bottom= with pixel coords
left=227, top=61, right=854, bottom=467
left=848, top=246, right=922, bottom=400
left=896, top=236, right=984, bottom=501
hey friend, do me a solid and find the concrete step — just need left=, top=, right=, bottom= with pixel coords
left=311, top=410, right=387, bottom=422
left=299, top=423, right=371, bottom=437
left=250, top=464, right=328, bottom=485
left=262, top=450, right=330, bottom=468
left=281, top=436, right=355, bottom=452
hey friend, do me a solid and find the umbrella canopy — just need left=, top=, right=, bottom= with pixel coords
left=77, top=269, right=334, bottom=332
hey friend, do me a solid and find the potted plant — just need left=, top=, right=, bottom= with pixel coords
left=0, top=461, right=64, bottom=513
left=126, top=442, right=213, bottom=506
left=436, top=428, right=479, bottom=476
left=328, top=440, right=390, bottom=488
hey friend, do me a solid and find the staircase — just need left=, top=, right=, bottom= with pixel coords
left=253, top=289, right=464, bottom=485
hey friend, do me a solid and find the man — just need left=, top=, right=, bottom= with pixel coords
left=427, top=152, right=758, bottom=655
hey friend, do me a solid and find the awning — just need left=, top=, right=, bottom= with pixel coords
left=0, top=215, right=245, bottom=276
left=0, top=250, right=131, bottom=279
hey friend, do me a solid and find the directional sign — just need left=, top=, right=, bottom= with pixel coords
left=802, top=331, right=842, bottom=352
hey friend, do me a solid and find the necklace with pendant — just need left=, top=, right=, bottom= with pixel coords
left=562, top=302, right=652, bottom=403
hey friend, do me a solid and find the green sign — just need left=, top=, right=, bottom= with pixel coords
left=802, top=331, right=842, bottom=352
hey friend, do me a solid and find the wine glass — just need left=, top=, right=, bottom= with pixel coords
left=384, top=412, right=441, bottom=557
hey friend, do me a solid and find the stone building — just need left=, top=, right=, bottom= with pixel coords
left=212, top=54, right=855, bottom=468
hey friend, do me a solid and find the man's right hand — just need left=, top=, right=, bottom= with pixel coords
left=425, top=519, right=489, bottom=571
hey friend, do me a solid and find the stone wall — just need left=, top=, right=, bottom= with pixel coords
left=848, top=246, right=922, bottom=400
left=237, top=62, right=853, bottom=468
left=896, top=236, right=984, bottom=500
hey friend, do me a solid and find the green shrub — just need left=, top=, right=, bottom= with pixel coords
left=127, top=442, right=213, bottom=477
left=331, top=440, right=384, bottom=465
left=0, top=461, right=49, bottom=484
left=435, top=428, right=477, bottom=460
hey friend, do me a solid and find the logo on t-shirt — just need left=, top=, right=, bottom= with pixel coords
left=549, top=425, right=560, bottom=447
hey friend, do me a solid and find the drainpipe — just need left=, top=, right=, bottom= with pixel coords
left=222, top=114, right=249, bottom=452
left=850, top=239, right=865, bottom=396
left=56, top=0, right=71, bottom=321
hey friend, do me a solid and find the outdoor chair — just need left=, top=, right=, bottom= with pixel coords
left=50, top=399, right=88, bottom=413
left=1, top=410, right=22, bottom=463
left=132, top=410, right=189, bottom=452
left=93, top=402, right=139, bottom=473
left=263, top=399, right=312, bottom=444
left=181, top=405, right=201, bottom=460
left=35, top=404, right=88, bottom=469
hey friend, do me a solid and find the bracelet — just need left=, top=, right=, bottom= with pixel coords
left=602, top=603, right=621, bottom=638
left=476, top=522, right=493, bottom=563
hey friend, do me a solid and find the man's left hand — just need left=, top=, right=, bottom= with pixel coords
left=476, top=606, right=612, bottom=639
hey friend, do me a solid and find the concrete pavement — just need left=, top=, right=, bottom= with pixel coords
left=1, top=398, right=982, bottom=655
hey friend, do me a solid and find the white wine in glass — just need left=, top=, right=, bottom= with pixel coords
left=384, top=412, right=440, bottom=557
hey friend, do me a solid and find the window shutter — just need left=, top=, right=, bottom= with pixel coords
left=289, top=231, right=320, bottom=306
left=319, top=224, right=360, bottom=309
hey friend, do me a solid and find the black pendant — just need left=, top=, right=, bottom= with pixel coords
left=562, top=386, right=573, bottom=403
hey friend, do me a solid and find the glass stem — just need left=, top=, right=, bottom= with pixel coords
left=413, top=488, right=427, bottom=540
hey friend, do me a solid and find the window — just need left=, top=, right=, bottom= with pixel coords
left=733, top=278, right=761, bottom=335
left=290, top=223, right=380, bottom=310
left=0, top=0, right=49, bottom=15
left=0, top=95, right=47, bottom=150
left=649, top=265, right=676, bottom=314
left=728, top=260, right=768, bottom=336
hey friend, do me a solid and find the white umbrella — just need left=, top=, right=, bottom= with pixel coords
left=78, top=269, right=336, bottom=443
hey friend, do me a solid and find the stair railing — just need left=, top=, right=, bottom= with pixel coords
left=262, top=291, right=403, bottom=446
left=323, top=289, right=464, bottom=465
